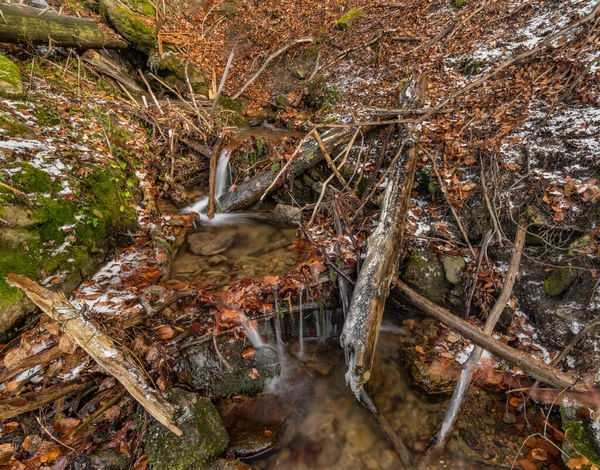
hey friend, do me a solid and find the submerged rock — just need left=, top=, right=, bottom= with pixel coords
left=144, top=389, right=228, bottom=470
left=0, top=55, right=24, bottom=98
left=187, top=229, right=236, bottom=256
left=175, top=339, right=280, bottom=398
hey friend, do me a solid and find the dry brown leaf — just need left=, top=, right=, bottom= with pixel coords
left=58, top=334, right=77, bottom=354
left=531, top=448, right=547, bottom=461
left=155, top=325, right=175, bottom=341
left=3, top=348, right=27, bottom=370
left=53, top=417, right=80, bottom=435
left=567, top=455, right=599, bottom=469
left=22, top=435, right=42, bottom=454
left=0, top=443, right=14, bottom=465
left=241, top=347, right=255, bottom=360
left=0, top=422, right=20, bottom=436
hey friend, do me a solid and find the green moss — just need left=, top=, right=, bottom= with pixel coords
left=217, top=96, right=242, bottom=113
left=12, top=163, right=60, bottom=194
left=455, top=57, right=486, bottom=76
left=569, top=235, right=592, bottom=256
left=543, top=266, right=578, bottom=296
left=335, top=8, right=361, bottom=31
left=101, top=0, right=156, bottom=53
left=144, top=390, right=228, bottom=470
left=562, top=414, right=600, bottom=465
left=0, top=55, right=24, bottom=98
left=148, top=52, right=209, bottom=96
left=0, top=111, right=33, bottom=138
left=453, top=0, right=467, bottom=7
left=121, top=0, right=155, bottom=16
left=303, top=76, right=341, bottom=112
left=35, top=104, right=61, bottom=126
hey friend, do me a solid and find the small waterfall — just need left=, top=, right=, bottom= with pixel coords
left=181, top=148, right=255, bottom=225
left=238, top=312, right=266, bottom=348
left=298, top=288, right=304, bottom=359
left=274, top=290, right=285, bottom=360
left=215, top=149, right=232, bottom=199
left=313, top=310, right=321, bottom=342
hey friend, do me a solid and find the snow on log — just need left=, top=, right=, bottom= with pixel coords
left=340, top=77, right=427, bottom=396
left=5, top=274, right=182, bottom=436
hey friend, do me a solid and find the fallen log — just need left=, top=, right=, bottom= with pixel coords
left=5, top=274, right=182, bottom=436
left=340, top=77, right=426, bottom=396
left=433, top=216, right=527, bottom=449
left=0, top=345, right=63, bottom=384
left=81, top=50, right=145, bottom=96
left=0, top=380, right=87, bottom=421
left=217, top=127, right=356, bottom=212
left=394, top=280, right=587, bottom=393
left=0, top=4, right=128, bottom=49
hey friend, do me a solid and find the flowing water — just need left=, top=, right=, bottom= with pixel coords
left=172, top=128, right=538, bottom=469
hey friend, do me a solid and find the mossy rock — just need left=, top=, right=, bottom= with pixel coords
left=147, top=51, right=209, bottom=97
left=100, top=0, right=156, bottom=53
left=561, top=408, right=600, bottom=466
left=569, top=235, right=593, bottom=256
left=455, top=57, right=486, bottom=76
left=0, top=111, right=35, bottom=139
left=0, top=55, right=24, bottom=98
left=120, top=0, right=154, bottom=16
left=335, top=8, right=361, bottom=31
left=543, top=265, right=577, bottom=297
left=144, top=389, right=228, bottom=470
left=402, top=251, right=451, bottom=305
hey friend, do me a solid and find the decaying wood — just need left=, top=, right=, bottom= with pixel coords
left=0, top=380, right=87, bottom=421
left=0, top=4, right=128, bottom=49
left=340, top=77, right=426, bottom=397
left=432, top=216, right=527, bottom=449
left=81, top=50, right=144, bottom=96
left=394, top=280, right=586, bottom=392
left=5, top=274, right=182, bottom=436
left=0, top=345, right=63, bottom=383
left=217, top=127, right=355, bottom=212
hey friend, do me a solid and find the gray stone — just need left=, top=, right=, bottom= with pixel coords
left=144, top=389, right=228, bottom=470
left=440, top=254, right=466, bottom=285
left=1, top=205, right=36, bottom=228
left=402, top=250, right=450, bottom=305
left=0, top=55, right=24, bottom=98
left=268, top=204, right=302, bottom=226
left=175, top=339, right=280, bottom=398
left=187, top=229, right=236, bottom=256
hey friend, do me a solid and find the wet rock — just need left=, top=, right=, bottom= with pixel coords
left=144, top=389, right=228, bottom=470
left=268, top=204, right=302, bottom=226
left=404, top=347, right=460, bottom=394
left=543, top=265, right=577, bottom=296
left=175, top=340, right=280, bottom=398
left=206, top=255, right=228, bottom=266
left=187, top=229, right=236, bottom=256
left=402, top=250, right=450, bottom=305
left=0, top=55, right=24, bottom=98
left=440, top=254, right=466, bottom=285
left=217, top=369, right=314, bottom=458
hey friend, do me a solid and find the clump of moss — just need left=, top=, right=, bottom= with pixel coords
left=303, top=76, right=341, bottom=112
left=455, top=57, right=487, bottom=76
left=0, top=111, right=34, bottom=138
left=335, top=8, right=361, bottom=31
left=453, top=0, right=467, bottom=8
left=562, top=411, right=600, bottom=466
left=12, top=163, right=60, bottom=194
left=35, top=104, right=61, bottom=126
left=543, top=266, right=578, bottom=296
left=144, top=390, right=228, bottom=470
left=0, top=54, right=24, bottom=98
left=121, top=0, right=155, bottom=16
left=101, top=0, right=156, bottom=52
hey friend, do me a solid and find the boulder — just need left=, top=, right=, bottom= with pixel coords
left=0, top=55, right=24, bottom=98
left=148, top=51, right=209, bottom=97
left=1, top=205, right=36, bottom=228
left=144, top=389, right=228, bottom=470
left=268, top=204, right=302, bottom=226
left=440, top=254, right=466, bottom=285
left=100, top=0, right=156, bottom=52
left=543, top=265, right=577, bottom=297
left=402, top=250, right=451, bottom=306
left=175, top=339, right=280, bottom=398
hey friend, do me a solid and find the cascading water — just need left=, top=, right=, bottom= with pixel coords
left=238, top=311, right=266, bottom=349
left=181, top=148, right=254, bottom=225
left=298, top=288, right=304, bottom=359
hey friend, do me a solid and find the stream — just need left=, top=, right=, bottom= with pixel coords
left=170, top=127, right=544, bottom=469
